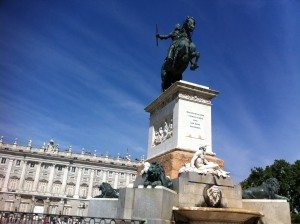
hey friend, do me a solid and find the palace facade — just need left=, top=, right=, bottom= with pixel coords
left=0, top=137, right=141, bottom=216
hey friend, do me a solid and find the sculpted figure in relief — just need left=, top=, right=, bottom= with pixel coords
left=179, top=146, right=230, bottom=178
left=153, top=119, right=173, bottom=146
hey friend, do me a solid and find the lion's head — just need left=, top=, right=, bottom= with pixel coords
left=147, top=162, right=164, bottom=181
left=99, top=182, right=119, bottom=198
left=264, top=178, right=280, bottom=196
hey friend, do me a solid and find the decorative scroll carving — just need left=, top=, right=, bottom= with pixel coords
left=178, top=93, right=211, bottom=105
left=152, top=118, right=173, bottom=146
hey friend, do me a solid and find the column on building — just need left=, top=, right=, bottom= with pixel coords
left=87, top=169, right=95, bottom=199
left=125, top=173, right=130, bottom=186
left=2, top=159, right=14, bottom=191
left=102, top=170, right=107, bottom=183
left=18, top=160, right=27, bottom=190
left=58, top=198, right=64, bottom=215
left=60, top=165, right=69, bottom=195
left=74, top=168, right=82, bottom=199
left=32, top=162, right=42, bottom=191
left=113, top=172, right=119, bottom=189
left=44, top=198, right=50, bottom=214
left=47, top=164, right=55, bottom=193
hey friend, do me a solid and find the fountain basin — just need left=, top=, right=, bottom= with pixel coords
left=173, top=206, right=263, bottom=224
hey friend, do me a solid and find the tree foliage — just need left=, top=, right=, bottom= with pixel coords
left=241, top=159, right=300, bottom=213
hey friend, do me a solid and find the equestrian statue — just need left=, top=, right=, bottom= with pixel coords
left=156, top=16, right=200, bottom=91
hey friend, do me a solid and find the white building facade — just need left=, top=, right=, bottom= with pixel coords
left=0, top=138, right=141, bottom=216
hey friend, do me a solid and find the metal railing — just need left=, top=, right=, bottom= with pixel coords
left=0, top=211, right=146, bottom=224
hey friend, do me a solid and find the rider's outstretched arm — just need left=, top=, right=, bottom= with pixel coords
left=156, top=33, right=172, bottom=40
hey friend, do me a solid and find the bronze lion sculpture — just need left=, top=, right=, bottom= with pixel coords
left=142, top=162, right=173, bottom=189
left=242, top=178, right=288, bottom=200
left=94, top=182, right=119, bottom=198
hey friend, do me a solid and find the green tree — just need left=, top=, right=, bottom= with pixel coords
left=240, top=167, right=265, bottom=188
left=291, top=160, right=300, bottom=212
left=241, top=159, right=300, bottom=213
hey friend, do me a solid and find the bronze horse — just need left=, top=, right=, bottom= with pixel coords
left=157, top=17, right=200, bottom=91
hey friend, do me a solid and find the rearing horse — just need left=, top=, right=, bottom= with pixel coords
left=158, top=17, right=200, bottom=91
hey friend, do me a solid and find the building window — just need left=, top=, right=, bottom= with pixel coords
left=57, top=165, right=63, bottom=171
left=8, top=178, right=19, bottom=190
left=70, top=167, right=76, bottom=172
left=1, top=158, right=6, bottom=164
left=79, top=186, right=88, bottom=198
left=120, top=173, right=125, bottom=179
left=96, top=170, right=101, bottom=176
left=16, top=160, right=21, bottom=166
left=131, top=174, right=136, bottom=180
left=4, top=202, right=14, bottom=211
left=108, top=171, right=113, bottom=178
left=63, top=207, right=71, bottom=215
left=49, top=205, right=58, bottom=214
left=24, top=180, right=33, bottom=191
left=19, top=203, right=28, bottom=212
left=66, top=185, right=75, bottom=197
left=38, top=182, right=47, bottom=193
left=43, top=164, right=49, bottom=170
left=52, top=183, right=61, bottom=194
left=83, top=168, right=89, bottom=175
left=29, top=162, right=35, bottom=168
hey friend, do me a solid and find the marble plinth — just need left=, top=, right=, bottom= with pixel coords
left=145, top=81, right=219, bottom=159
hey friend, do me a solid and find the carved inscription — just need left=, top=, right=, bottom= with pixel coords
left=186, top=111, right=204, bottom=139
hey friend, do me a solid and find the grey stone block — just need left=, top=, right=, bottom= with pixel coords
left=220, top=185, right=242, bottom=200
left=221, top=197, right=242, bottom=208
left=87, top=198, right=119, bottom=218
left=133, top=176, right=145, bottom=188
left=242, top=199, right=291, bottom=224
left=117, top=188, right=135, bottom=219
left=132, top=186, right=178, bottom=221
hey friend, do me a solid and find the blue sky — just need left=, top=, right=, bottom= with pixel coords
left=0, top=0, right=299, bottom=181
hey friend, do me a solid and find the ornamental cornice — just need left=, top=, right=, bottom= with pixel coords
left=178, top=93, right=211, bottom=105
left=145, top=80, right=218, bottom=114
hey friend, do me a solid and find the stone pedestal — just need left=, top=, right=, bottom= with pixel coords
left=131, top=187, right=178, bottom=224
left=144, top=81, right=220, bottom=178
left=116, top=186, right=178, bottom=224
left=242, top=199, right=291, bottom=224
left=145, top=81, right=219, bottom=159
